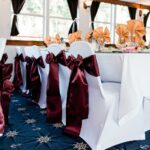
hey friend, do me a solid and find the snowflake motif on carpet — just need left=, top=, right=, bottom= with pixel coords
left=40, top=110, right=46, bottom=114
left=25, top=119, right=36, bottom=124
left=22, top=113, right=30, bottom=116
left=140, top=144, right=150, bottom=149
left=32, top=127, right=41, bottom=131
left=53, top=123, right=63, bottom=128
left=6, top=131, right=18, bottom=137
left=37, top=136, right=51, bottom=144
left=17, top=107, right=26, bottom=111
left=10, top=143, right=22, bottom=149
left=74, top=142, right=88, bottom=150
left=12, top=100, right=19, bottom=103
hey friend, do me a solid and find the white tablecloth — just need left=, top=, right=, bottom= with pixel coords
left=96, top=53, right=150, bottom=125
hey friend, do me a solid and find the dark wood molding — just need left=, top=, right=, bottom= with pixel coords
left=6, top=40, right=46, bottom=47
left=94, top=0, right=150, bottom=10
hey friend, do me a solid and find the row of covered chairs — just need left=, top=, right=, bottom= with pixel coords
left=0, top=53, right=14, bottom=136
left=14, top=42, right=145, bottom=150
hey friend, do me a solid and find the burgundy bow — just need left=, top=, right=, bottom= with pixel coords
left=30, top=56, right=45, bottom=103
left=46, top=51, right=67, bottom=123
left=0, top=64, right=13, bottom=83
left=0, top=53, right=8, bottom=64
left=64, top=54, right=100, bottom=136
left=13, top=54, right=25, bottom=89
left=25, top=56, right=33, bottom=90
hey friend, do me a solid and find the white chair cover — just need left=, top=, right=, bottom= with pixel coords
left=16, top=46, right=26, bottom=93
left=69, top=41, right=145, bottom=150
left=0, top=38, right=6, bottom=60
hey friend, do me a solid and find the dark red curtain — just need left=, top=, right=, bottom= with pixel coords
left=128, top=7, right=137, bottom=19
left=90, top=2, right=100, bottom=30
left=11, top=0, right=26, bottom=36
left=67, top=0, right=78, bottom=34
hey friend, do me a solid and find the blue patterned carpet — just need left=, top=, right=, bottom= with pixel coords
left=0, top=91, right=150, bottom=150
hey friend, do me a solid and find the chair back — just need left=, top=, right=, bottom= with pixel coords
left=48, top=44, right=62, bottom=55
left=69, top=41, right=104, bottom=96
left=24, top=46, right=33, bottom=57
left=31, top=46, right=41, bottom=59
left=16, top=46, right=22, bottom=55
left=0, top=38, right=6, bottom=60
left=69, top=42, right=105, bottom=147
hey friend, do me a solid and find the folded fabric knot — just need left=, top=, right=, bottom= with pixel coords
left=46, top=53, right=58, bottom=64
left=25, top=56, right=32, bottom=63
left=16, top=53, right=25, bottom=62
left=56, top=50, right=67, bottom=66
left=66, top=55, right=76, bottom=69
left=83, top=55, right=100, bottom=77
left=2, top=80, right=14, bottom=96
left=0, top=53, right=8, bottom=64
left=32, top=56, right=45, bottom=68
left=0, top=64, right=13, bottom=82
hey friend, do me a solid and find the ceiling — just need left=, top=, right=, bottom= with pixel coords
left=120, top=0, right=150, bottom=6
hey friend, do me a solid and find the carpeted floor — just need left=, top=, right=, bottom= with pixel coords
left=0, top=91, right=150, bottom=150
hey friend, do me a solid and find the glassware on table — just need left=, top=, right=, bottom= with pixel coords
left=97, top=37, right=105, bottom=51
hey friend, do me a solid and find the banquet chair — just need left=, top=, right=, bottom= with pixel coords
left=39, top=44, right=71, bottom=111
left=69, top=41, right=145, bottom=150
left=16, top=46, right=26, bottom=92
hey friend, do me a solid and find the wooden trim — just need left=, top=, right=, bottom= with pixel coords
left=94, top=0, right=150, bottom=10
left=6, top=40, right=46, bottom=47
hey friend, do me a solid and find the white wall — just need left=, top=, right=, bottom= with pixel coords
left=0, top=0, right=11, bottom=38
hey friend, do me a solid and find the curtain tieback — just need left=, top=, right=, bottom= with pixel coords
left=73, top=18, right=77, bottom=23
left=13, top=14, right=18, bottom=16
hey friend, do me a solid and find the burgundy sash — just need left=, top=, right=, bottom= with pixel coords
left=64, top=54, right=100, bottom=136
left=46, top=51, right=67, bottom=123
left=0, top=101, right=4, bottom=134
left=13, top=54, right=25, bottom=89
left=30, top=56, right=45, bottom=103
left=25, top=56, right=33, bottom=90
left=0, top=63, right=14, bottom=124
left=1, top=80, right=14, bottom=124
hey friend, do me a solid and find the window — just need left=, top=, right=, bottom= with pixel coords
left=116, top=5, right=130, bottom=24
left=11, top=0, right=72, bottom=40
left=115, top=5, right=130, bottom=43
left=11, top=0, right=44, bottom=40
left=94, top=3, right=112, bottom=30
left=146, top=16, right=150, bottom=44
left=49, top=0, right=72, bottom=38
